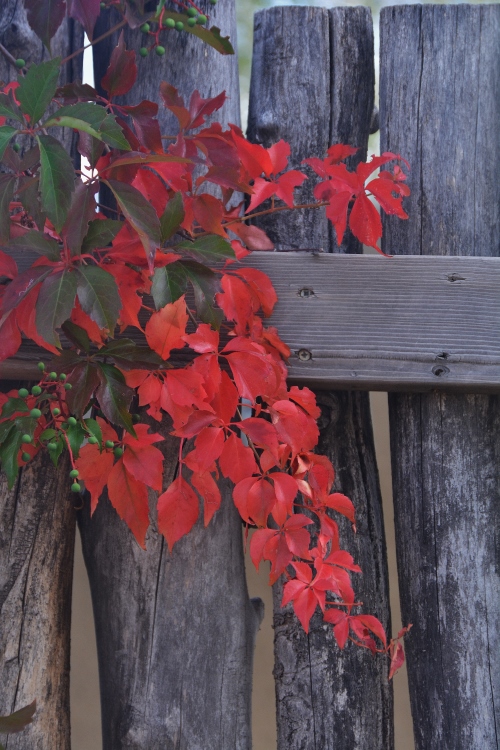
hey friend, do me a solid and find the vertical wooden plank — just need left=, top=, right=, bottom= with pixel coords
left=79, top=6, right=263, bottom=749
left=248, top=8, right=393, bottom=749
left=380, top=6, right=500, bottom=748
left=0, top=5, right=83, bottom=746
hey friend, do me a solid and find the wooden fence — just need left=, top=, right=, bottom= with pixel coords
left=0, top=3, right=499, bottom=749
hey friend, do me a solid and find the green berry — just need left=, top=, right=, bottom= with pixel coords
left=155, top=45, right=166, bottom=55
left=12, top=143, right=20, bottom=153
left=164, top=18, right=175, bottom=28
left=64, top=383, right=72, bottom=390
left=71, top=482, right=81, bottom=493
left=114, top=446, right=124, bottom=458
left=49, top=371, right=58, bottom=381
left=38, top=362, right=45, bottom=371
left=140, top=22, right=150, bottom=33
left=59, top=373, right=67, bottom=381
left=139, top=47, right=149, bottom=57
left=196, top=14, right=207, bottom=24
left=187, top=7, right=198, bottom=16
left=48, top=442, right=58, bottom=451
left=15, top=58, right=25, bottom=69
left=69, top=469, right=79, bottom=478
left=68, top=417, right=77, bottom=426
left=52, top=407, right=61, bottom=416
left=175, top=21, right=184, bottom=31
left=31, top=385, right=42, bottom=396
left=209, top=0, right=217, bottom=5
left=100, top=2, right=106, bottom=8
left=22, top=452, right=31, bottom=462
left=18, top=388, right=29, bottom=398
left=21, top=434, right=32, bottom=444
left=88, top=436, right=98, bottom=445
left=132, top=413, right=141, bottom=423
left=187, top=17, right=197, bottom=26
left=105, top=440, right=114, bottom=449
left=30, top=408, right=42, bottom=419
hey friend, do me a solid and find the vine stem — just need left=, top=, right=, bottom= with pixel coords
left=0, top=41, right=20, bottom=69
left=60, top=18, right=128, bottom=65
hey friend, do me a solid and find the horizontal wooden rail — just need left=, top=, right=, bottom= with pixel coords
left=1, top=252, right=499, bottom=392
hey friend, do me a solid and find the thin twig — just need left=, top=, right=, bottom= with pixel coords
left=61, top=18, right=128, bottom=66
left=0, top=41, right=21, bottom=70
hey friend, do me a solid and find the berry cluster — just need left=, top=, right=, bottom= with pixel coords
left=136, top=2, right=215, bottom=58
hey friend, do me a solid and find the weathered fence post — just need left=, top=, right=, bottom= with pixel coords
left=380, top=5, right=500, bottom=749
left=77, top=5, right=263, bottom=749
left=248, top=8, right=393, bottom=749
left=0, top=4, right=83, bottom=747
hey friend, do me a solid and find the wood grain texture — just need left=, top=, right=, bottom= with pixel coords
left=3, top=252, right=500, bottom=392
left=248, top=8, right=393, bottom=750
left=380, top=5, right=500, bottom=748
left=80, top=6, right=264, bottom=749
left=0, top=6, right=83, bottom=748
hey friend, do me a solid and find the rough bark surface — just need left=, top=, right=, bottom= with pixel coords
left=79, top=6, right=262, bottom=749
left=0, top=5, right=83, bottom=747
left=248, top=8, right=393, bottom=750
left=0, top=447, right=73, bottom=750
left=380, top=6, right=500, bottom=749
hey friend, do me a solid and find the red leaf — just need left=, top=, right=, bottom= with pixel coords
left=209, top=370, right=239, bottom=425
left=235, top=267, right=277, bottom=317
left=284, top=583, right=318, bottom=634
left=324, top=492, right=356, bottom=524
left=67, top=0, right=100, bottom=39
left=216, top=274, right=254, bottom=334
left=234, top=476, right=276, bottom=528
left=230, top=222, right=274, bottom=251
left=239, top=417, right=279, bottom=460
left=389, top=642, right=405, bottom=680
left=226, top=351, right=278, bottom=403
left=349, top=192, right=383, bottom=251
left=250, top=528, right=275, bottom=570
left=275, top=170, right=307, bottom=207
left=183, top=323, right=219, bottom=353
left=145, top=296, right=188, bottom=359
left=101, top=32, right=137, bottom=98
left=219, top=433, right=258, bottom=484
left=187, top=426, right=225, bottom=473
left=192, top=193, right=226, bottom=236
left=76, top=443, right=115, bottom=514
left=0, top=251, right=17, bottom=279
left=166, top=368, right=208, bottom=410
left=246, top=178, right=276, bottom=213
left=188, top=90, right=226, bottom=130
left=108, top=459, right=150, bottom=549
left=190, top=470, right=221, bottom=526
left=288, top=386, right=321, bottom=419
left=157, top=475, right=199, bottom=551
left=352, top=615, right=387, bottom=648
left=159, top=83, right=190, bottom=130
left=122, top=424, right=164, bottom=491
left=122, top=101, right=162, bottom=153
left=0, top=312, right=21, bottom=361
left=271, top=472, right=299, bottom=525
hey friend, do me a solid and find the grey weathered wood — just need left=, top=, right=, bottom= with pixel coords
left=380, top=5, right=500, bottom=749
left=248, top=8, right=393, bottom=749
left=79, top=6, right=263, bottom=749
left=3, top=252, right=500, bottom=392
left=0, top=6, right=83, bottom=748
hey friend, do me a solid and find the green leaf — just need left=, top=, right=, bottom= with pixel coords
left=151, top=263, right=188, bottom=309
left=84, top=417, right=102, bottom=448
left=5, top=230, right=60, bottom=261
left=17, top=58, right=60, bottom=123
left=0, top=174, right=16, bottom=243
left=100, top=339, right=164, bottom=370
left=66, top=421, right=86, bottom=458
left=35, top=270, right=77, bottom=347
left=161, top=13, right=234, bottom=55
left=0, top=92, right=24, bottom=123
left=39, top=428, right=57, bottom=442
left=75, top=265, right=121, bottom=332
left=0, top=126, right=17, bottom=161
left=95, top=363, right=136, bottom=435
left=0, top=425, right=24, bottom=488
left=66, top=362, right=100, bottom=418
left=105, top=179, right=160, bottom=268
left=183, top=260, right=223, bottom=328
left=48, top=436, right=65, bottom=466
left=0, top=700, right=36, bottom=735
left=176, top=234, right=235, bottom=263
left=44, top=103, right=130, bottom=151
left=160, top=192, right=184, bottom=243
left=61, top=320, right=91, bottom=353
left=1, top=398, right=30, bottom=418
left=61, top=182, right=97, bottom=256
left=37, top=134, right=75, bottom=232
left=81, top=219, right=123, bottom=252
